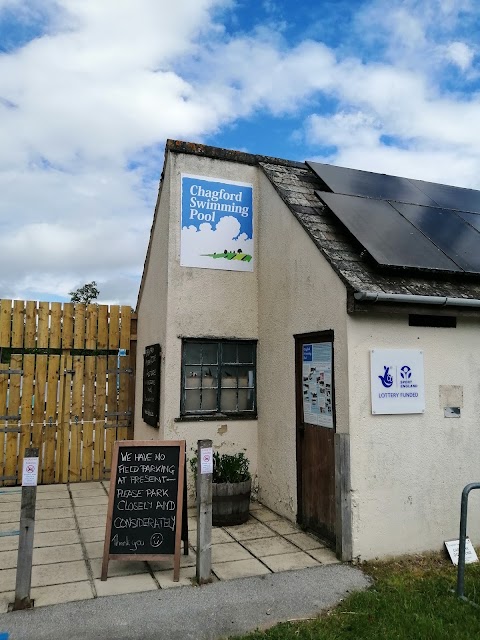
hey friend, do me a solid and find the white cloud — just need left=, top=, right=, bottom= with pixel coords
left=1, top=0, right=480, bottom=305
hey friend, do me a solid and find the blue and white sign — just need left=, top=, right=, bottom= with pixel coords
left=302, top=342, right=333, bottom=427
left=370, top=349, right=425, bottom=415
left=181, top=174, right=254, bottom=271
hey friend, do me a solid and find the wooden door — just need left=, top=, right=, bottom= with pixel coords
left=295, top=332, right=336, bottom=543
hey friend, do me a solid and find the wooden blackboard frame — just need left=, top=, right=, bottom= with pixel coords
left=142, top=344, right=161, bottom=427
left=101, top=440, right=185, bottom=582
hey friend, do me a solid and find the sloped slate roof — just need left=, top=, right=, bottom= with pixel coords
left=260, top=160, right=480, bottom=300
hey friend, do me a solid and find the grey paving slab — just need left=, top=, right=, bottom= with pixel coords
left=211, top=542, right=252, bottom=563
left=33, top=544, right=84, bottom=566
left=225, top=521, right=275, bottom=541
left=32, top=507, right=74, bottom=521
left=242, top=535, right=299, bottom=557
left=149, top=548, right=197, bottom=571
left=308, top=547, right=340, bottom=564
left=265, top=518, right=300, bottom=535
left=31, top=581, right=94, bottom=607
left=154, top=565, right=196, bottom=589
left=0, top=591, right=13, bottom=614
left=76, top=515, right=107, bottom=529
left=0, top=550, right=16, bottom=569
left=250, top=507, right=281, bottom=522
left=0, top=536, right=18, bottom=552
left=84, top=541, right=104, bottom=559
left=34, top=529, right=81, bottom=548
left=0, top=522, right=20, bottom=533
left=0, top=500, right=20, bottom=512
left=91, top=558, right=149, bottom=579
left=211, top=528, right=234, bottom=544
left=36, top=499, right=72, bottom=509
left=212, top=558, right=271, bottom=580
left=36, top=486, right=69, bottom=495
left=0, top=568, right=15, bottom=592
left=79, top=526, right=105, bottom=543
left=74, top=504, right=107, bottom=517
left=33, top=517, right=76, bottom=533
left=261, top=551, right=320, bottom=572
left=285, top=532, right=326, bottom=551
left=31, top=560, right=89, bottom=587
left=94, top=573, right=157, bottom=597
left=0, top=565, right=371, bottom=640
left=72, top=496, right=108, bottom=507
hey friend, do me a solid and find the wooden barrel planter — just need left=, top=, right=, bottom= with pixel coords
left=212, top=479, right=251, bottom=526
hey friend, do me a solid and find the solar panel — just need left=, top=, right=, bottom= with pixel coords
left=391, top=202, right=480, bottom=273
left=409, top=179, right=480, bottom=214
left=456, top=210, right=480, bottom=234
left=307, top=161, right=438, bottom=206
left=316, top=192, right=461, bottom=272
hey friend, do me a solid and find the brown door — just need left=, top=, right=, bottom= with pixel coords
left=295, top=332, right=336, bottom=543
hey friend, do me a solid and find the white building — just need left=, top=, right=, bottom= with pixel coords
left=135, top=139, right=480, bottom=561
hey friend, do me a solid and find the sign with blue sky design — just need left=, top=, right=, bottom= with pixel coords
left=181, top=174, right=253, bottom=271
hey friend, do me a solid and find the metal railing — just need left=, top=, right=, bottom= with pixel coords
left=456, top=482, right=480, bottom=601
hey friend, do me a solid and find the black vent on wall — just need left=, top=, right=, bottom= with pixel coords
left=409, top=314, right=457, bottom=328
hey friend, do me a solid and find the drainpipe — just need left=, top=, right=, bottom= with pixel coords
left=354, top=291, right=480, bottom=308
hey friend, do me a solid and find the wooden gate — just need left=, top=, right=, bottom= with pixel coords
left=0, top=300, right=137, bottom=485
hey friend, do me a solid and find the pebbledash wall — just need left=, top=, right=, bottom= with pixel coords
left=136, top=140, right=480, bottom=560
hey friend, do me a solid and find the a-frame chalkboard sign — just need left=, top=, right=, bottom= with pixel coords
left=101, top=440, right=186, bottom=582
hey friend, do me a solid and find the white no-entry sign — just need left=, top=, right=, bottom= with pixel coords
left=200, top=448, right=213, bottom=475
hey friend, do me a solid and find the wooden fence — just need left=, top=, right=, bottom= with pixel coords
left=0, top=300, right=137, bottom=485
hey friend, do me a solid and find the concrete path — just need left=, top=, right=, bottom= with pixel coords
left=0, top=563, right=370, bottom=640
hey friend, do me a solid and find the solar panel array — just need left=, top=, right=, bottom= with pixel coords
left=307, top=161, right=480, bottom=275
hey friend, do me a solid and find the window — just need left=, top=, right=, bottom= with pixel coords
left=181, top=340, right=256, bottom=416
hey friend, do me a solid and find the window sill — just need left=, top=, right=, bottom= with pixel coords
left=175, top=413, right=258, bottom=422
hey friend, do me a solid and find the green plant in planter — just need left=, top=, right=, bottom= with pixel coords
left=189, top=450, right=251, bottom=483
left=189, top=450, right=252, bottom=526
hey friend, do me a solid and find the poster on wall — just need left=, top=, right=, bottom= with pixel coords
left=370, top=349, right=425, bottom=415
left=181, top=174, right=254, bottom=271
left=302, top=342, right=333, bottom=428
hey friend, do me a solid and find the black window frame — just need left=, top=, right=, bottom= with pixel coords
left=180, top=338, right=257, bottom=418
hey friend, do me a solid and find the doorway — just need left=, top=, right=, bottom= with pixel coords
left=295, top=331, right=336, bottom=543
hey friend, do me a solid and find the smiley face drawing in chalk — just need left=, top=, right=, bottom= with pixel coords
left=150, top=533, right=164, bottom=548
left=378, top=366, right=393, bottom=388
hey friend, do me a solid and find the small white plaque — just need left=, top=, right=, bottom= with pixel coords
left=445, top=538, right=478, bottom=565
left=200, top=447, right=213, bottom=475
left=22, top=457, right=39, bottom=486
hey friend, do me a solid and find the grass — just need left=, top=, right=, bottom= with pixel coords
left=231, top=553, right=480, bottom=640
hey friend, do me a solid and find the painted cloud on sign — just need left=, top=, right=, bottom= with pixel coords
left=181, top=216, right=253, bottom=271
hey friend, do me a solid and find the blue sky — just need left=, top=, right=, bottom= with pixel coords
left=0, top=0, right=479, bottom=305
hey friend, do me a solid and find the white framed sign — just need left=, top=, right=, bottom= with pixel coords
left=181, top=174, right=254, bottom=271
left=22, top=456, right=39, bottom=486
left=370, top=349, right=425, bottom=415
left=302, top=342, right=333, bottom=428
left=445, top=538, right=478, bottom=565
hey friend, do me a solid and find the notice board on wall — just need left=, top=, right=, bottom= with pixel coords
left=101, top=440, right=185, bottom=582
left=142, top=344, right=161, bottom=427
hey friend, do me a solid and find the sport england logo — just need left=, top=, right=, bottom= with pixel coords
left=378, top=366, right=393, bottom=388
left=400, top=365, right=411, bottom=380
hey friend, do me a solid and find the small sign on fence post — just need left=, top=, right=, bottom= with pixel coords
left=13, top=447, right=39, bottom=611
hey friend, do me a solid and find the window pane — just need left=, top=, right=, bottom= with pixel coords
left=184, top=365, right=202, bottom=386
left=220, top=388, right=237, bottom=412
left=202, top=366, right=218, bottom=387
left=238, top=343, right=254, bottom=364
left=238, top=389, right=254, bottom=411
left=237, top=366, right=253, bottom=387
left=221, top=370, right=237, bottom=388
left=222, top=343, right=237, bottom=363
left=185, top=343, right=203, bottom=364
left=201, top=387, right=217, bottom=411
left=185, top=389, right=201, bottom=412
left=202, top=343, right=218, bottom=365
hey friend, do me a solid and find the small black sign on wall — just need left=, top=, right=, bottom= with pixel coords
left=142, top=344, right=161, bottom=427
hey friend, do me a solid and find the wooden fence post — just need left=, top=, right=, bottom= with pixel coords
left=196, top=439, right=213, bottom=584
left=13, top=447, right=39, bottom=610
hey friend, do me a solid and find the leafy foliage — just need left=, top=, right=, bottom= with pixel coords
left=69, top=281, right=99, bottom=304
left=190, top=450, right=250, bottom=483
